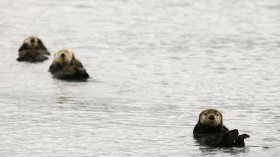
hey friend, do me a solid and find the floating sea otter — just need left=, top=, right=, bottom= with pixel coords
left=17, top=36, right=50, bottom=62
left=49, top=48, right=89, bottom=80
left=193, top=109, right=250, bottom=147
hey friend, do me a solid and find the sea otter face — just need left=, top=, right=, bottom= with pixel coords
left=54, top=49, right=73, bottom=65
left=199, top=109, right=222, bottom=127
left=24, top=36, right=40, bottom=49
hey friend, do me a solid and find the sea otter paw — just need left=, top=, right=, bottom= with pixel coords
left=227, top=129, right=239, bottom=138
left=237, top=134, right=250, bottom=140
left=63, top=66, right=78, bottom=72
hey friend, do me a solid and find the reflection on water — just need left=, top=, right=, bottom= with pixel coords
left=199, top=146, right=249, bottom=156
left=0, top=0, right=280, bottom=156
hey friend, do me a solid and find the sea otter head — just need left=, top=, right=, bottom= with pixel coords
left=24, top=36, right=41, bottom=49
left=199, top=109, right=223, bottom=127
left=54, top=48, right=74, bottom=65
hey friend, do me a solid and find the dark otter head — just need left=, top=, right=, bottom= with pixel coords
left=198, top=109, right=223, bottom=127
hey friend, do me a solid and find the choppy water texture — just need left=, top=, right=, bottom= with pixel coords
left=0, top=0, right=280, bottom=156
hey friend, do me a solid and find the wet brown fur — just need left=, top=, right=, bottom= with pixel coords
left=17, top=36, right=50, bottom=62
left=193, top=109, right=250, bottom=147
left=49, top=49, right=89, bottom=80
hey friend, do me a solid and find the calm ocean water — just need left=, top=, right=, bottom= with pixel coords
left=0, top=0, right=280, bottom=156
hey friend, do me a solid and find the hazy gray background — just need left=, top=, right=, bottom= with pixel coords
left=0, top=0, right=279, bottom=156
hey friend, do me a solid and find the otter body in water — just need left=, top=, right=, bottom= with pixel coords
left=49, top=49, right=89, bottom=80
left=193, top=109, right=250, bottom=147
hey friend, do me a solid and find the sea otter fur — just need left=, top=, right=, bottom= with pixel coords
left=17, top=36, right=50, bottom=62
left=193, top=109, right=249, bottom=147
left=49, top=49, right=89, bottom=80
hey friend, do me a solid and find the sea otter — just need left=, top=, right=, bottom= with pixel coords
left=17, top=36, right=50, bottom=62
left=193, top=109, right=250, bottom=147
left=48, top=48, right=89, bottom=80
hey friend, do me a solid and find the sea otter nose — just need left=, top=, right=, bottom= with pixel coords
left=30, top=39, right=35, bottom=43
left=209, top=115, right=215, bottom=120
left=61, top=53, right=65, bottom=58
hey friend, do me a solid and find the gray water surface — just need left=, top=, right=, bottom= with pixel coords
left=0, top=0, right=280, bottom=156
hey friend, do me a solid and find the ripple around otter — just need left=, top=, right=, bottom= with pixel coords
left=0, top=0, right=280, bottom=156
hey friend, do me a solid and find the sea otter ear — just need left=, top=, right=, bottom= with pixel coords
left=18, top=43, right=29, bottom=51
left=220, top=113, right=223, bottom=124
left=70, top=53, right=76, bottom=65
left=71, top=53, right=76, bottom=61
left=198, top=112, right=203, bottom=123
left=72, top=53, right=75, bottom=60
left=38, top=39, right=48, bottom=50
